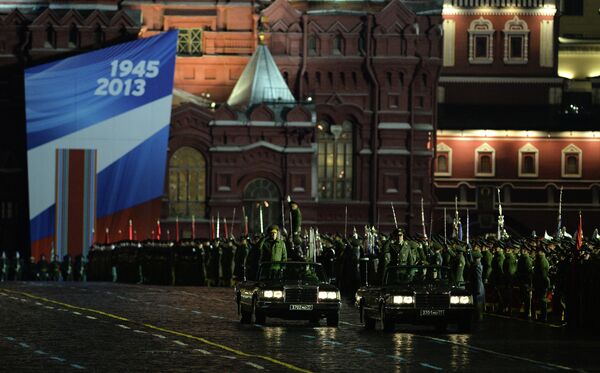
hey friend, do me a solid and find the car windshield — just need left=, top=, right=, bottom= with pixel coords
left=258, top=262, right=328, bottom=284
left=384, top=266, right=450, bottom=286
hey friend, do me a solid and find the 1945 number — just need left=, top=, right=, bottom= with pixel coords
left=95, top=59, right=160, bottom=97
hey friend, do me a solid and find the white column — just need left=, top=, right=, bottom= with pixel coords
left=443, top=20, right=456, bottom=67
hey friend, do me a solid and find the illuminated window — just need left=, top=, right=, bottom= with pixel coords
left=468, top=17, right=494, bottom=64
left=503, top=16, right=529, bottom=64
left=168, top=147, right=206, bottom=218
left=518, top=143, right=538, bottom=177
left=562, top=144, right=582, bottom=178
left=435, top=143, right=452, bottom=177
left=475, top=143, right=495, bottom=177
left=318, top=121, right=353, bottom=200
left=177, top=28, right=202, bottom=56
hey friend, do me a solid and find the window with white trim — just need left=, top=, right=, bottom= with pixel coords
left=475, top=143, right=495, bottom=177
left=562, top=144, right=582, bottom=178
left=518, top=143, right=538, bottom=177
left=435, top=143, right=452, bottom=177
left=468, top=17, right=494, bottom=64
left=503, top=16, right=529, bottom=64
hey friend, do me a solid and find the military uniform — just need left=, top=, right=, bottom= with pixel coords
left=502, top=247, right=518, bottom=314
left=533, top=250, right=550, bottom=321
left=259, top=226, right=288, bottom=263
left=517, top=248, right=533, bottom=319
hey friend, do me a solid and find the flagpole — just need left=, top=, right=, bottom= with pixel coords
left=216, top=212, right=220, bottom=239
left=443, top=207, right=447, bottom=244
left=231, top=208, right=236, bottom=238
left=420, top=197, right=427, bottom=239
left=344, top=205, right=348, bottom=237
left=557, top=186, right=563, bottom=237
left=391, top=202, right=398, bottom=229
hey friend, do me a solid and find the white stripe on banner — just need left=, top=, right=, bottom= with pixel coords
left=27, top=95, right=172, bottom=219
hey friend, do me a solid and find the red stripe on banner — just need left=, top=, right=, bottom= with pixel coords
left=31, top=236, right=55, bottom=261
left=95, top=198, right=162, bottom=244
left=67, top=150, right=85, bottom=258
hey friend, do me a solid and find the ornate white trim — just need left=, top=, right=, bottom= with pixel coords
left=435, top=142, right=452, bottom=177
left=518, top=143, right=539, bottom=178
left=503, top=16, right=529, bottom=64
left=474, top=142, right=496, bottom=177
left=468, top=17, right=495, bottom=64
left=561, top=144, right=582, bottom=178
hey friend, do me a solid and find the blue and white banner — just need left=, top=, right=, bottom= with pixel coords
left=26, top=31, right=178, bottom=258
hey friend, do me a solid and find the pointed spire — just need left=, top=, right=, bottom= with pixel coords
left=227, top=44, right=295, bottom=108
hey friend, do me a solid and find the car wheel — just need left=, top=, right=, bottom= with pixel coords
left=240, top=305, right=252, bottom=324
left=362, top=307, right=376, bottom=330
left=327, top=312, right=340, bottom=327
left=253, top=300, right=266, bottom=325
left=381, top=306, right=395, bottom=332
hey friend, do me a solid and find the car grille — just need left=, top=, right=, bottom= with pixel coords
left=415, top=294, right=450, bottom=309
left=285, top=288, right=317, bottom=303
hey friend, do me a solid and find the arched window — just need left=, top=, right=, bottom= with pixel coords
left=243, top=178, right=281, bottom=233
left=468, top=17, right=494, bottom=64
left=562, top=144, right=582, bottom=178
left=168, top=147, right=206, bottom=218
left=435, top=142, right=452, bottom=177
left=475, top=143, right=495, bottom=177
left=503, top=16, right=529, bottom=64
left=518, top=143, right=538, bottom=177
left=317, top=120, right=353, bottom=200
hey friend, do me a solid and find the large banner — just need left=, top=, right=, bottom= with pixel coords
left=26, top=31, right=178, bottom=260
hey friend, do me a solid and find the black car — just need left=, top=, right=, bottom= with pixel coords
left=235, top=261, right=341, bottom=326
left=355, top=265, right=474, bottom=332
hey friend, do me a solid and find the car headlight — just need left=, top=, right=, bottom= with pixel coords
left=392, top=295, right=414, bottom=304
left=460, top=296, right=472, bottom=304
left=319, top=291, right=339, bottom=300
left=262, top=290, right=283, bottom=299
left=451, top=295, right=472, bottom=304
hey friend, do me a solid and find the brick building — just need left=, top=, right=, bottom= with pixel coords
left=435, top=0, right=600, bottom=236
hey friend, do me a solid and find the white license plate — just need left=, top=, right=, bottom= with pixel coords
left=290, top=304, right=314, bottom=311
left=420, top=309, right=445, bottom=316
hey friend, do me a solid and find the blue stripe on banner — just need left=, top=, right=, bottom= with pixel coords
left=29, top=126, right=167, bottom=243
left=96, top=125, right=169, bottom=218
left=25, top=31, right=178, bottom=150
left=30, top=206, right=55, bottom=244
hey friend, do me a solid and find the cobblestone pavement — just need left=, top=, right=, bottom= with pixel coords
left=0, top=282, right=598, bottom=372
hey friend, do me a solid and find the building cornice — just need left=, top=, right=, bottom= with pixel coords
left=209, top=141, right=316, bottom=153
left=440, top=76, right=563, bottom=84
left=437, top=129, right=600, bottom=139
left=442, top=6, right=556, bottom=17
